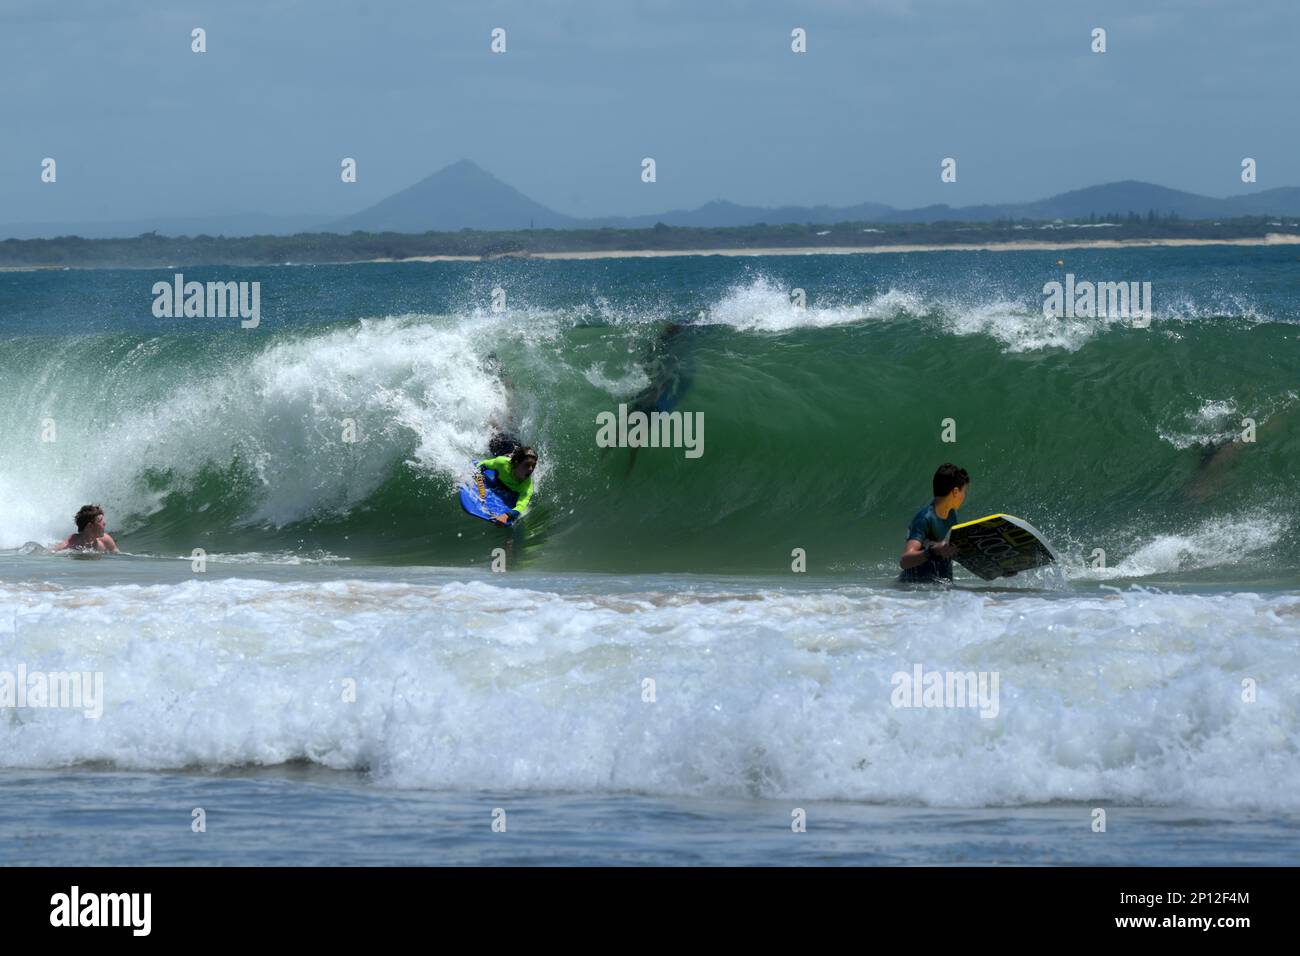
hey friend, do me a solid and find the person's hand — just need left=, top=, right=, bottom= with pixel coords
left=932, top=542, right=959, bottom=559
left=493, top=513, right=510, bottom=525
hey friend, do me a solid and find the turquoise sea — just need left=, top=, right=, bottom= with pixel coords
left=1, top=246, right=1297, bottom=864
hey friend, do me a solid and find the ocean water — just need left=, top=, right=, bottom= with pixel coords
left=1, top=247, right=1298, bottom=865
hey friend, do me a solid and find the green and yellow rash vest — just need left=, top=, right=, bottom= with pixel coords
left=477, top=456, right=535, bottom=519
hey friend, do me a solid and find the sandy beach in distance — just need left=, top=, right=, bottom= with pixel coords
left=3, top=233, right=1298, bottom=272
left=372, top=232, right=1300, bottom=264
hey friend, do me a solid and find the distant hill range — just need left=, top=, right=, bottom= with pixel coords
left=6, top=160, right=1300, bottom=239
left=328, top=162, right=1300, bottom=233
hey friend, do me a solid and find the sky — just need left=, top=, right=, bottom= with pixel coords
left=1, top=0, right=1296, bottom=225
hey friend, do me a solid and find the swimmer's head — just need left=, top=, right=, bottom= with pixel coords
left=510, top=446, right=538, bottom=480
left=933, top=464, right=969, bottom=507
left=74, top=504, right=105, bottom=535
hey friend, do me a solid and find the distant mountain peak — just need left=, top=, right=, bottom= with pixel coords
left=426, top=159, right=498, bottom=181
left=328, top=159, right=576, bottom=233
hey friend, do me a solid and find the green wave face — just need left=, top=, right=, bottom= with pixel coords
left=1, top=249, right=1297, bottom=582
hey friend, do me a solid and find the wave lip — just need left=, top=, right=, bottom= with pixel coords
left=1, top=271, right=1296, bottom=572
left=699, top=277, right=926, bottom=332
left=0, top=316, right=507, bottom=545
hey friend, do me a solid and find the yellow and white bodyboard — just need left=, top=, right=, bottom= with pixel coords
left=947, top=513, right=1058, bottom=581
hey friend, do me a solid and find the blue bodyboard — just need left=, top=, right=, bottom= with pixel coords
left=458, top=465, right=519, bottom=525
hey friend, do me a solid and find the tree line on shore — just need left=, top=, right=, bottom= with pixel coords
left=1, top=215, right=1296, bottom=268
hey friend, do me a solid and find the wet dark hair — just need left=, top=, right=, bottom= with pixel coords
left=511, top=446, right=538, bottom=466
left=74, top=504, right=104, bottom=532
left=933, top=464, right=969, bottom=498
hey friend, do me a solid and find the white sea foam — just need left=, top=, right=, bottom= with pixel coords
left=1157, top=393, right=1296, bottom=450
left=694, top=275, right=1296, bottom=353
left=697, top=276, right=1122, bottom=350
left=582, top=364, right=651, bottom=397
left=1157, top=398, right=1241, bottom=450
left=170, top=550, right=351, bottom=566
left=1, top=576, right=1295, bottom=810
left=0, top=316, right=509, bottom=546
left=1071, top=510, right=1279, bottom=580
left=699, top=276, right=919, bottom=332
left=937, top=298, right=1102, bottom=352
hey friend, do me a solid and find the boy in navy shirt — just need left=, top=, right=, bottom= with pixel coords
left=898, top=464, right=968, bottom=583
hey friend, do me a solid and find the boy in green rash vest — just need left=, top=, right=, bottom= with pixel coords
left=898, top=463, right=969, bottom=583
left=477, top=445, right=538, bottom=524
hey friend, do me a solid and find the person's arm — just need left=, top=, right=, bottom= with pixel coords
left=51, top=535, right=73, bottom=552
left=101, top=534, right=120, bottom=554
left=477, top=456, right=510, bottom=472
left=507, top=479, right=534, bottom=520
left=900, top=539, right=930, bottom=570
left=899, top=537, right=957, bottom=569
left=900, top=509, right=956, bottom=569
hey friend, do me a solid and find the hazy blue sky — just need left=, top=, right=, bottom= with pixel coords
left=1, top=0, right=1295, bottom=224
